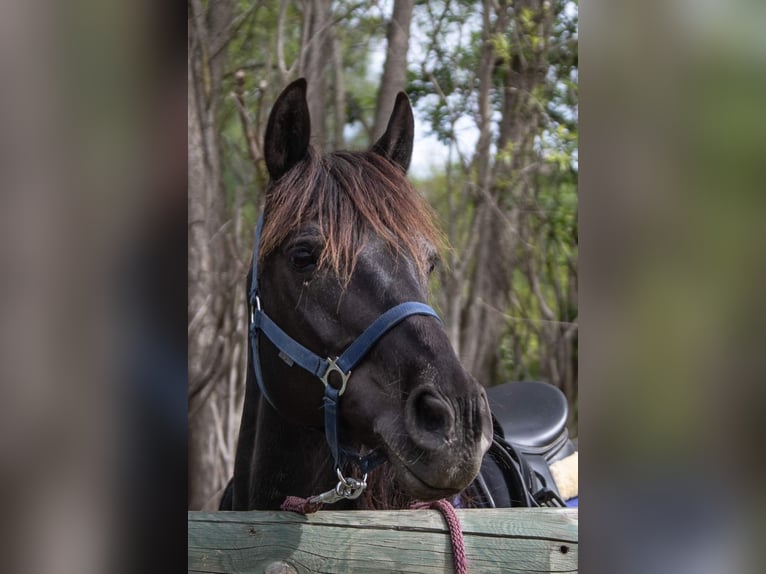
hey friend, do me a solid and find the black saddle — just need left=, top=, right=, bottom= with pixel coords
left=470, top=381, right=575, bottom=508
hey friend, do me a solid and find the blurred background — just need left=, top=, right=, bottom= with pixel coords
left=188, top=0, right=579, bottom=511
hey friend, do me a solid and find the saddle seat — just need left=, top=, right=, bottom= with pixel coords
left=486, top=380, right=574, bottom=463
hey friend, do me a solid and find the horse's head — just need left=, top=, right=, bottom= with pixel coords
left=255, top=79, right=492, bottom=501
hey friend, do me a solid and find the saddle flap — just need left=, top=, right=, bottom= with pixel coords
left=487, top=381, right=569, bottom=454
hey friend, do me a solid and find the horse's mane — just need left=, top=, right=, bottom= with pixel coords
left=259, top=147, right=444, bottom=283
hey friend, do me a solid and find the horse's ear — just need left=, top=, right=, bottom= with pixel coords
left=264, top=78, right=311, bottom=181
left=371, top=92, right=414, bottom=172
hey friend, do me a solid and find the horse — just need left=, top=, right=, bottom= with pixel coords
left=224, top=79, right=493, bottom=511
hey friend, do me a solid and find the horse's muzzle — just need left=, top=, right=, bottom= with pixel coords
left=388, top=383, right=492, bottom=498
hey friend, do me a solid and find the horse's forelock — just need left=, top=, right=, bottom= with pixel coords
left=259, top=147, right=444, bottom=284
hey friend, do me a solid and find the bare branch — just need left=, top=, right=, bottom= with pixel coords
left=477, top=298, right=578, bottom=328
left=231, top=70, right=262, bottom=168
left=276, top=0, right=290, bottom=81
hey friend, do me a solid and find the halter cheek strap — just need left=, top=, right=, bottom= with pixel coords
left=248, top=214, right=441, bottom=476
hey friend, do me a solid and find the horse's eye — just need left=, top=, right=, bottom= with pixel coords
left=427, top=257, right=439, bottom=275
left=289, top=245, right=318, bottom=272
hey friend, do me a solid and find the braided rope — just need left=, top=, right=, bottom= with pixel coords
left=412, top=499, right=467, bottom=574
left=280, top=495, right=322, bottom=514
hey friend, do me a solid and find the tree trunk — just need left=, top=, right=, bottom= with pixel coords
left=459, top=204, right=518, bottom=386
left=372, top=0, right=414, bottom=141
left=331, top=28, right=346, bottom=150
left=188, top=0, right=238, bottom=510
left=300, top=0, right=333, bottom=151
left=455, top=0, right=515, bottom=386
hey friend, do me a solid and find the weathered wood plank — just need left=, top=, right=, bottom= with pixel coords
left=188, top=508, right=578, bottom=573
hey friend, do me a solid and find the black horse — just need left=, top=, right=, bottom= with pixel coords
left=222, top=80, right=575, bottom=512
left=224, top=79, right=493, bottom=511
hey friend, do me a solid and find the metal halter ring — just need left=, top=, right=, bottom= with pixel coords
left=335, top=468, right=367, bottom=500
left=321, top=358, right=351, bottom=396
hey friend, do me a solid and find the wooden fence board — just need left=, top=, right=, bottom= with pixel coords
left=188, top=508, right=577, bottom=573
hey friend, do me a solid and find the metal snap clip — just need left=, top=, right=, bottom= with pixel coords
left=335, top=468, right=367, bottom=500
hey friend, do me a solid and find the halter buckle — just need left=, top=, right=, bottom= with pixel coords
left=321, top=357, right=350, bottom=396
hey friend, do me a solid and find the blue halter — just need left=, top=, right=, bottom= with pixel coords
left=248, top=214, right=441, bottom=477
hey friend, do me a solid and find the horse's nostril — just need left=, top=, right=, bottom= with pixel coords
left=413, top=392, right=453, bottom=437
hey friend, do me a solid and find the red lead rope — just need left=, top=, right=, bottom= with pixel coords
left=280, top=495, right=322, bottom=514
left=411, top=499, right=468, bottom=574
left=281, top=496, right=468, bottom=574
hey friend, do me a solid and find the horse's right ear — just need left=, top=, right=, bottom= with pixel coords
left=371, top=92, right=414, bottom=172
left=264, top=78, right=311, bottom=181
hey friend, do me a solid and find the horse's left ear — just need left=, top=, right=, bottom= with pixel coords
left=264, top=78, right=311, bottom=181
left=371, top=92, right=414, bottom=172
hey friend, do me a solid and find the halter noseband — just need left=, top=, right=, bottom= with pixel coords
left=248, top=214, right=441, bottom=499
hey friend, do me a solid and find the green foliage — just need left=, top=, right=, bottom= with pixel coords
left=408, top=0, right=578, bottom=413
